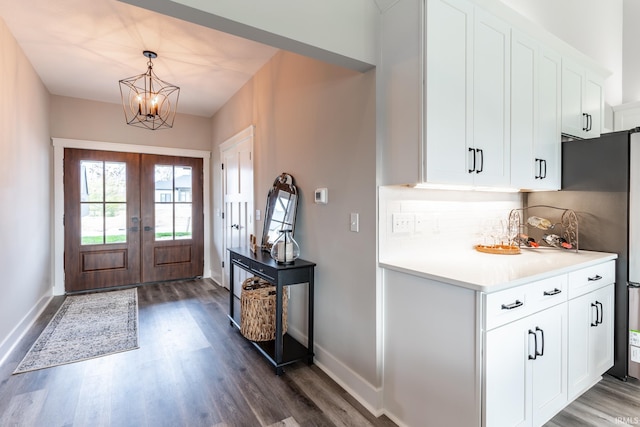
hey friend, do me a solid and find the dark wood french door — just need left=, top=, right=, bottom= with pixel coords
left=64, top=149, right=203, bottom=292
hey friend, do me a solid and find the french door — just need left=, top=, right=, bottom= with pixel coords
left=64, top=148, right=203, bottom=292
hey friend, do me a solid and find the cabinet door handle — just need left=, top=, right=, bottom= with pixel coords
left=587, top=114, right=593, bottom=132
left=536, top=326, right=544, bottom=357
left=528, top=329, right=538, bottom=360
left=596, top=301, right=603, bottom=325
left=588, top=275, right=603, bottom=282
left=468, top=148, right=476, bottom=173
left=542, top=159, right=547, bottom=179
left=543, top=288, right=562, bottom=296
left=591, top=302, right=599, bottom=327
left=477, top=148, right=484, bottom=173
left=582, top=113, right=589, bottom=131
left=534, top=158, right=542, bottom=179
left=501, top=300, right=523, bottom=310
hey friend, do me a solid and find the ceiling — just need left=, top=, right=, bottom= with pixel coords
left=0, top=0, right=279, bottom=118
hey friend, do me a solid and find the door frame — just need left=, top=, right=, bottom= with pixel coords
left=53, top=137, right=211, bottom=296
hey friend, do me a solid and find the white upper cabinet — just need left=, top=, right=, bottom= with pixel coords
left=426, top=0, right=510, bottom=187
left=561, top=59, right=604, bottom=139
left=379, top=0, right=607, bottom=187
left=511, top=31, right=561, bottom=190
left=470, top=8, right=511, bottom=187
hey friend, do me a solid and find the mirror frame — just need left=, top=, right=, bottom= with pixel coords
left=261, top=173, right=298, bottom=252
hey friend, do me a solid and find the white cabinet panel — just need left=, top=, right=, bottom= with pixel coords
left=562, top=59, right=603, bottom=139
left=567, top=283, right=614, bottom=400
left=510, top=31, right=561, bottom=190
left=426, top=0, right=474, bottom=185
left=536, top=47, right=562, bottom=189
left=485, top=303, right=567, bottom=427
left=472, top=8, right=511, bottom=186
left=426, top=0, right=510, bottom=186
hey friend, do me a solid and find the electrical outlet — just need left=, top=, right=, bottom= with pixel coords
left=414, top=213, right=426, bottom=233
left=392, top=213, right=414, bottom=234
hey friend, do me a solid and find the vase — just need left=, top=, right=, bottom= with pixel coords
left=270, top=230, right=300, bottom=264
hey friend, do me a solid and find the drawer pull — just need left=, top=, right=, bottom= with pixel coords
left=501, top=300, right=523, bottom=310
left=543, top=288, right=562, bottom=296
left=588, top=275, right=603, bottom=282
left=234, top=260, right=251, bottom=270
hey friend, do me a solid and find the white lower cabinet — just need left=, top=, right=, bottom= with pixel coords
left=382, top=259, right=615, bottom=427
left=567, top=283, right=615, bottom=400
left=485, top=302, right=567, bottom=427
left=483, top=260, right=615, bottom=427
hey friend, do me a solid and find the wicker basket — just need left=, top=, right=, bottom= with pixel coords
left=240, top=277, right=288, bottom=341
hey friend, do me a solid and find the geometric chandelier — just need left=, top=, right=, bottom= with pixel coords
left=119, top=50, right=180, bottom=130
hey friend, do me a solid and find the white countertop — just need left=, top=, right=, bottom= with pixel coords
left=380, top=248, right=617, bottom=293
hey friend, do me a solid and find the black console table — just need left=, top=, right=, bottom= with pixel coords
left=228, top=247, right=316, bottom=375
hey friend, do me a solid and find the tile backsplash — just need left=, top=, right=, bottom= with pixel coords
left=379, top=186, right=523, bottom=258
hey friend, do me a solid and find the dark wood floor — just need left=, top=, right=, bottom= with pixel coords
left=0, top=278, right=638, bottom=427
left=0, top=279, right=396, bottom=427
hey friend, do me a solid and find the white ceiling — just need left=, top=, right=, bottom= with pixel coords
left=0, top=0, right=279, bottom=117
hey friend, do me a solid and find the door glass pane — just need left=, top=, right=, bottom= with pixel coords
left=82, top=161, right=103, bottom=202
left=155, top=204, right=173, bottom=240
left=175, top=167, right=192, bottom=202
left=80, top=160, right=127, bottom=245
left=81, top=204, right=104, bottom=245
left=105, top=162, right=126, bottom=202
left=106, top=203, right=127, bottom=243
left=175, top=204, right=192, bottom=240
left=154, top=164, right=193, bottom=241
left=155, top=165, right=174, bottom=203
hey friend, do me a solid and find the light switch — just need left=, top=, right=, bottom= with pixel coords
left=350, top=213, right=359, bottom=232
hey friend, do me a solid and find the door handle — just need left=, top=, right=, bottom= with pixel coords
left=596, top=301, right=603, bottom=325
left=231, top=224, right=240, bottom=230
left=528, top=329, right=538, bottom=360
left=535, top=327, right=544, bottom=357
left=582, top=113, right=588, bottom=131
left=542, top=159, right=547, bottom=179
left=468, top=147, right=476, bottom=173
left=476, top=148, right=483, bottom=173
left=587, top=114, right=593, bottom=132
left=535, top=158, right=542, bottom=179
left=144, top=226, right=154, bottom=231
left=130, top=226, right=139, bottom=232
left=591, top=302, right=599, bottom=327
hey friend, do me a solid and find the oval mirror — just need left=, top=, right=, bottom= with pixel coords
left=261, top=173, right=298, bottom=251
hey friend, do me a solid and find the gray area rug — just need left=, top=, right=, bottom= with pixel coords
left=13, top=288, right=139, bottom=374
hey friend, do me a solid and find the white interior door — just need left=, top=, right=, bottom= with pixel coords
left=220, top=126, right=254, bottom=293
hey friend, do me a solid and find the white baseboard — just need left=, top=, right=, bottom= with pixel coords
left=0, top=292, right=53, bottom=368
left=287, top=325, right=384, bottom=417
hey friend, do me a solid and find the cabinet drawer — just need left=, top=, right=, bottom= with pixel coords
left=485, top=275, right=567, bottom=330
left=251, top=261, right=277, bottom=282
left=568, top=261, right=615, bottom=299
left=230, top=252, right=252, bottom=271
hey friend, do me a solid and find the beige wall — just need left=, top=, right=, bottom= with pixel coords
left=50, top=95, right=212, bottom=151
left=0, top=18, right=51, bottom=362
left=211, top=51, right=379, bottom=400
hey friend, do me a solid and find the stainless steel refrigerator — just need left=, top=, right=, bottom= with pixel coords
left=527, top=129, right=640, bottom=380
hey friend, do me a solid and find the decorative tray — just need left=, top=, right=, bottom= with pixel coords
left=474, top=244, right=521, bottom=255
